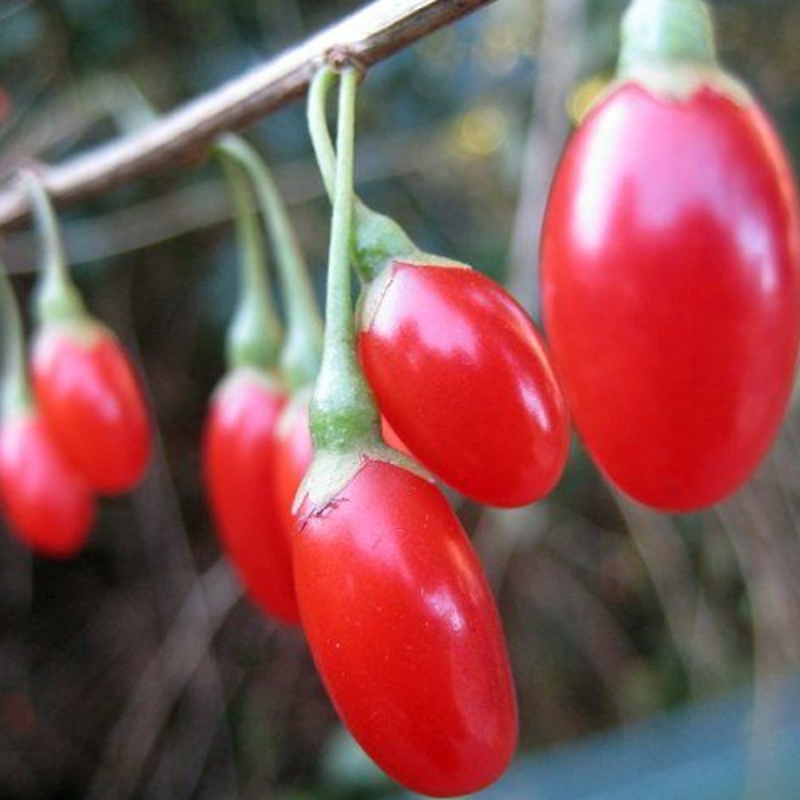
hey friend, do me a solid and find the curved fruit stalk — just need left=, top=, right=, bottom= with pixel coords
left=0, top=265, right=94, bottom=557
left=24, top=173, right=152, bottom=494
left=541, top=0, right=800, bottom=511
left=308, top=67, right=569, bottom=509
left=213, top=137, right=324, bottom=547
left=203, top=140, right=301, bottom=624
left=296, top=66, right=517, bottom=796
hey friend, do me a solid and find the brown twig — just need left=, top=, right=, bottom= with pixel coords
left=1, top=121, right=461, bottom=270
left=0, top=0, right=499, bottom=229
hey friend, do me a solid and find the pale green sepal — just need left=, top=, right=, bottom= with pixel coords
left=618, top=63, right=752, bottom=105
left=211, top=364, right=284, bottom=403
left=619, top=0, right=716, bottom=75
left=37, top=317, right=109, bottom=348
left=1, top=379, right=33, bottom=420
left=226, top=293, right=282, bottom=372
left=398, top=253, right=472, bottom=270
left=295, top=446, right=433, bottom=514
left=614, top=0, right=754, bottom=107
left=353, top=200, right=420, bottom=282
left=33, top=267, right=88, bottom=328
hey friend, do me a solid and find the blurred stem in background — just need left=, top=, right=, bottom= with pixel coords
left=507, top=0, right=586, bottom=316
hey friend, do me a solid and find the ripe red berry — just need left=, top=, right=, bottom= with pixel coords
left=294, top=458, right=518, bottom=797
left=541, top=3, right=800, bottom=511
left=32, top=322, right=152, bottom=495
left=204, top=369, right=299, bottom=625
left=300, top=66, right=519, bottom=796
left=0, top=411, right=95, bottom=558
left=359, top=262, right=569, bottom=507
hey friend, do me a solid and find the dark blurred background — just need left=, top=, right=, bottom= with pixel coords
left=2, top=1, right=800, bottom=798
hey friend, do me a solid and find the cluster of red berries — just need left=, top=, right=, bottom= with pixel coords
left=200, top=0, right=800, bottom=794
left=1, top=0, right=798, bottom=797
left=0, top=176, right=151, bottom=559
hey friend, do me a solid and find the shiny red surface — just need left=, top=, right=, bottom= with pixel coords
left=358, top=264, right=569, bottom=508
left=203, top=370, right=299, bottom=625
left=542, top=83, right=800, bottom=511
left=381, top=416, right=409, bottom=455
left=273, top=396, right=313, bottom=539
left=32, top=324, right=152, bottom=495
left=293, top=459, right=517, bottom=797
left=0, top=412, right=94, bottom=558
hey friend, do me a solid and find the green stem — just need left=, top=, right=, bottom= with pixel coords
left=215, top=142, right=283, bottom=372
left=618, top=0, right=717, bottom=77
left=23, top=172, right=86, bottom=326
left=216, top=135, right=322, bottom=391
left=307, top=66, right=418, bottom=283
left=308, top=67, right=339, bottom=202
left=0, top=264, right=33, bottom=418
left=309, top=67, right=381, bottom=454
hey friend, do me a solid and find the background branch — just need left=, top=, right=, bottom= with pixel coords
left=1, top=122, right=459, bottom=271
left=0, top=0, right=498, bottom=230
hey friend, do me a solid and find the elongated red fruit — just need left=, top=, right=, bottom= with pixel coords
left=358, top=262, right=569, bottom=508
left=32, top=322, right=152, bottom=495
left=204, top=369, right=299, bottom=625
left=0, top=411, right=95, bottom=558
left=294, top=458, right=518, bottom=797
left=542, top=82, right=800, bottom=511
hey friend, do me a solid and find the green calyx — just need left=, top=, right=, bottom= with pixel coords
left=0, top=264, right=33, bottom=419
left=226, top=292, right=281, bottom=372
left=618, top=0, right=717, bottom=77
left=215, top=140, right=283, bottom=372
left=353, top=200, right=419, bottom=282
left=23, top=172, right=88, bottom=327
left=308, top=66, right=418, bottom=283
left=297, top=446, right=430, bottom=511
left=215, top=135, right=322, bottom=392
left=308, top=66, right=383, bottom=460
